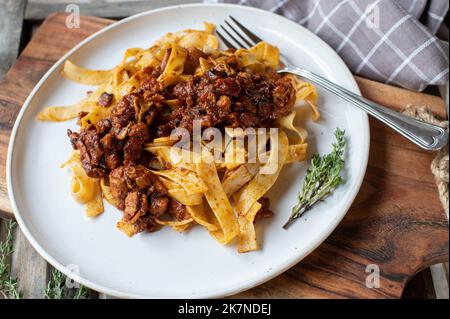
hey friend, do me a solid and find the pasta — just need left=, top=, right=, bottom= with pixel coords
left=36, top=23, right=319, bottom=252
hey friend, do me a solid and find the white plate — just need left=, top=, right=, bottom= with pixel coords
left=7, top=4, right=369, bottom=298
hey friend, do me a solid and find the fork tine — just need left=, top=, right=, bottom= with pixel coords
left=216, top=30, right=237, bottom=50
left=220, top=26, right=249, bottom=49
left=224, top=21, right=253, bottom=47
left=229, top=16, right=263, bottom=44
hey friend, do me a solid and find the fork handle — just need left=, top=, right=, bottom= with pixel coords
left=279, top=67, right=448, bottom=151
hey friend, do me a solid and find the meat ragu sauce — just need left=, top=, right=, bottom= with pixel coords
left=68, top=47, right=295, bottom=234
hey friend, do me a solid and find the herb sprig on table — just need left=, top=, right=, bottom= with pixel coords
left=0, top=220, right=21, bottom=299
left=0, top=220, right=88, bottom=299
left=284, top=128, right=346, bottom=229
left=45, top=269, right=89, bottom=299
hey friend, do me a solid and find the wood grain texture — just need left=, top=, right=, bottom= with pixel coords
left=25, top=0, right=202, bottom=20
left=0, top=14, right=113, bottom=215
left=430, top=263, right=449, bottom=299
left=0, top=14, right=448, bottom=298
left=355, top=76, right=447, bottom=118
left=0, top=0, right=27, bottom=78
left=402, top=268, right=436, bottom=299
left=11, top=229, right=48, bottom=298
left=0, top=0, right=49, bottom=299
left=0, top=219, right=14, bottom=299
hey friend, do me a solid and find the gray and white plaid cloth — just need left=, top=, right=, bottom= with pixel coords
left=211, top=0, right=449, bottom=91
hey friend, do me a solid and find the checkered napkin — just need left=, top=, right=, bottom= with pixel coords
left=212, top=0, right=449, bottom=91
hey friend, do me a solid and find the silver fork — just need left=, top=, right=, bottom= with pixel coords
left=217, top=16, right=448, bottom=151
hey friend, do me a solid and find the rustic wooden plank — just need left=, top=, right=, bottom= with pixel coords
left=0, top=0, right=27, bottom=78
left=430, top=263, right=449, bottom=299
left=10, top=228, right=48, bottom=298
left=402, top=268, right=437, bottom=299
left=430, top=83, right=449, bottom=299
left=0, top=13, right=447, bottom=299
left=0, top=15, right=110, bottom=299
left=0, top=219, right=11, bottom=258
left=2, top=220, right=48, bottom=300
left=0, top=218, right=15, bottom=299
left=355, top=76, right=447, bottom=118
left=0, top=14, right=114, bottom=217
left=0, top=0, right=49, bottom=300
left=236, top=115, right=449, bottom=298
left=25, top=0, right=202, bottom=20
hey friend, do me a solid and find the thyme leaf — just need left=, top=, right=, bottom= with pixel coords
left=0, top=220, right=21, bottom=299
left=284, top=128, right=346, bottom=229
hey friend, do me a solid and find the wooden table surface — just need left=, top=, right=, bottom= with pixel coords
left=0, top=13, right=448, bottom=299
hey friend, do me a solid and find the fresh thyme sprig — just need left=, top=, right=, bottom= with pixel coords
left=284, top=128, right=346, bottom=229
left=45, top=269, right=89, bottom=299
left=44, top=269, right=66, bottom=299
left=73, top=284, right=89, bottom=299
left=0, top=220, right=21, bottom=299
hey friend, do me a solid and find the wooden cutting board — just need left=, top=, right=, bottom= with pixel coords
left=0, top=13, right=448, bottom=298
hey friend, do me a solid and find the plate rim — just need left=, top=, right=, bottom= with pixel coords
left=6, top=3, right=370, bottom=298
